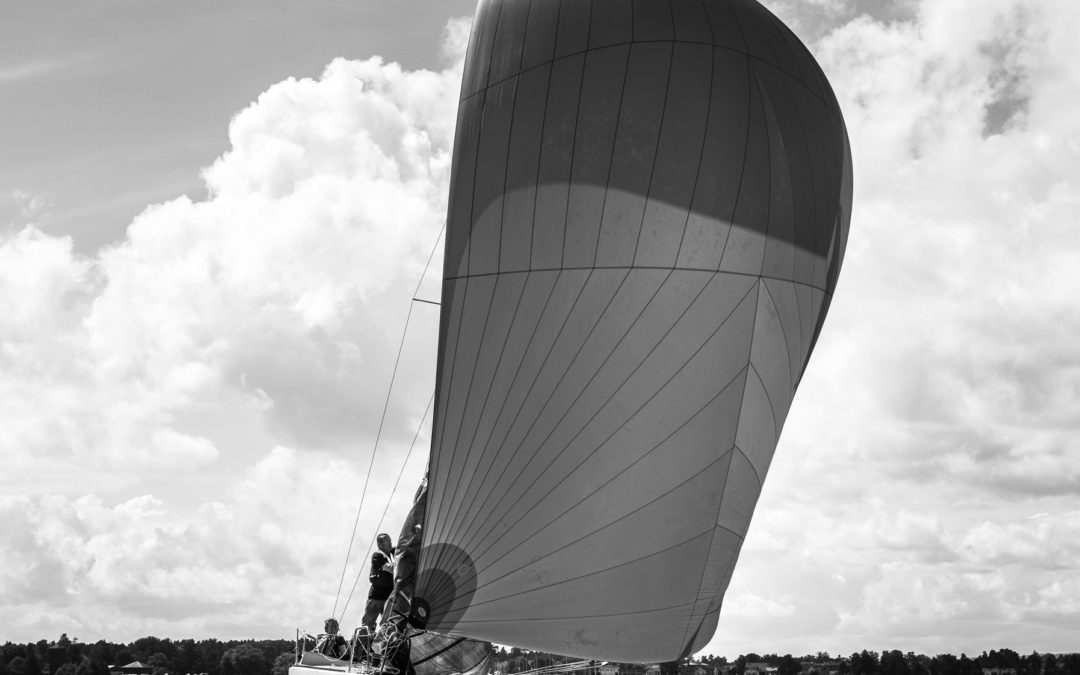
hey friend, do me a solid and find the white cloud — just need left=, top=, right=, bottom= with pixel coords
left=0, top=27, right=464, bottom=642
left=1, top=46, right=464, bottom=496
left=707, top=0, right=1080, bottom=657
left=10, top=188, right=52, bottom=219
left=0, top=440, right=428, bottom=641
left=2, top=0, right=1079, bottom=656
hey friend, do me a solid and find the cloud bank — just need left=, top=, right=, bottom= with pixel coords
left=0, top=20, right=468, bottom=641
left=0, top=2, right=1077, bottom=656
left=709, top=0, right=1080, bottom=657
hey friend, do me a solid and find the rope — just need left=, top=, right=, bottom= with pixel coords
left=339, top=390, right=435, bottom=621
left=330, top=223, right=445, bottom=620
left=512, top=660, right=598, bottom=675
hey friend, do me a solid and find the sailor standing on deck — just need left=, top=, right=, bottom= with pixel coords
left=359, top=534, right=397, bottom=630
left=362, top=550, right=395, bottom=630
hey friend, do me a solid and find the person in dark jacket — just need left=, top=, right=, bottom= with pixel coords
left=315, top=617, right=348, bottom=658
left=361, top=551, right=394, bottom=631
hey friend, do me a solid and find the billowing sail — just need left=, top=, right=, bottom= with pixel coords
left=414, top=0, right=852, bottom=662
left=411, top=633, right=492, bottom=675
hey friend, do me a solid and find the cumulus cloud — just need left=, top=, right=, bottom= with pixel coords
left=0, top=441, right=427, bottom=641
left=1, top=44, right=464, bottom=490
left=707, top=0, right=1080, bottom=657
left=0, top=23, right=464, bottom=642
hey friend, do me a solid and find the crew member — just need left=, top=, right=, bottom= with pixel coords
left=361, top=551, right=395, bottom=631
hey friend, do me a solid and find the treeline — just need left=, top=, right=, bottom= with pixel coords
left=4, top=639, right=1078, bottom=675
left=0, top=635, right=294, bottom=675
left=490, top=648, right=1080, bottom=675
left=840, top=650, right=1080, bottom=675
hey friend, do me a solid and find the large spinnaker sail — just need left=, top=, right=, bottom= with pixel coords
left=414, top=0, right=852, bottom=663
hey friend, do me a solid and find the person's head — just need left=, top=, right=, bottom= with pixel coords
left=324, top=618, right=339, bottom=634
left=372, top=551, right=387, bottom=567
left=376, top=533, right=393, bottom=555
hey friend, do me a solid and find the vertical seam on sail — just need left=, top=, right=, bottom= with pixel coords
left=484, top=0, right=506, bottom=278
left=629, top=41, right=675, bottom=266
left=448, top=266, right=596, bottom=556
left=665, top=0, right=676, bottom=45
left=823, top=106, right=848, bottom=293
left=484, top=0, right=507, bottom=90
left=747, top=362, right=779, bottom=450
left=438, top=272, right=531, bottom=552
left=773, top=10, right=829, bottom=114
left=528, top=62, right=554, bottom=268
left=749, top=2, right=782, bottom=68
left=761, top=278, right=796, bottom=405
left=514, top=0, right=531, bottom=78
left=732, top=442, right=763, bottom=487
left=715, top=54, right=753, bottom=272
left=775, top=59, right=821, bottom=323
left=676, top=278, right=762, bottom=654
left=673, top=43, right=715, bottom=266
left=465, top=273, right=755, bottom=557
left=696, top=0, right=716, bottom=44
left=769, top=72, right=799, bottom=284
left=792, top=279, right=805, bottom=369
left=559, top=2, right=593, bottom=269
left=494, top=0, right=531, bottom=273
left=585, top=44, right=632, bottom=268
left=753, top=62, right=774, bottom=279
left=468, top=363, right=749, bottom=586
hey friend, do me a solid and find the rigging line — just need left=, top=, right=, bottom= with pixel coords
left=512, top=662, right=596, bottom=675
left=330, top=223, right=446, bottom=619
left=339, top=389, right=436, bottom=622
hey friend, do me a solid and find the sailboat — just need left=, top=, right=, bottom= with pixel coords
left=294, top=0, right=852, bottom=672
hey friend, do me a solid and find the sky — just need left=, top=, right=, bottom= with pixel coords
left=1, top=0, right=1078, bottom=661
